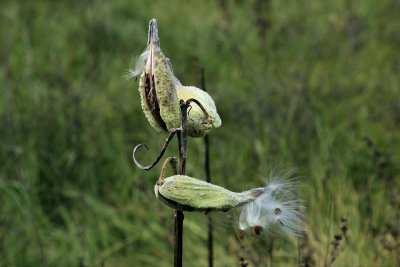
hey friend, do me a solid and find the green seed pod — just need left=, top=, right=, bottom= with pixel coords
left=176, top=85, right=222, bottom=137
left=166, top=59, right=222, bottom=138
left=155, top=175, right=263, bottom=212
left=137, top=19, right=181, bottom=133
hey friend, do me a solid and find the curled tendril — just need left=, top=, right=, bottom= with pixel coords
left=132, top=98, right=210, bottom=171
left=133, top=130, right=177, bottom=171
left=185, top=98, right=213, bottom=124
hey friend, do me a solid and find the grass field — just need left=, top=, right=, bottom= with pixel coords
left=1, top=0, right=400, bottom=266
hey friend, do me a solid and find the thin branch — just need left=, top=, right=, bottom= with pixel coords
left=178, top=100, right=188, bottom=174
left=174, top=100, right=189, bottom=267
left=205, top=133, right=214, bottom=267
left=133, top=130, right=177, bottom=170
left=192, top=61, right=214, bottom=267
left=199, top=66, right=214, bottom=267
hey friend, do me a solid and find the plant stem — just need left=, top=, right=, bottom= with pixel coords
left=174, top=101, right=188, bottom=267
left=201, top=67, right=214, bottom=267
left=205, top=134, right=214, bottom=267
left=178, top=101, right=188, bottom=175
left=174, top=209, right=184, bottom=267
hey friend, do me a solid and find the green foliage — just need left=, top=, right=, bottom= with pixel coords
left=1, top=0, right=400, bottom=265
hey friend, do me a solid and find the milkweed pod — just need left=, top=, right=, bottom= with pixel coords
left=176, top=85, right=222, bottom=137
left=155, top=173, right=305, bottom=237
left=137, top=19, right=181, bottom=133
left=154, top=175, right=263, bottom=212
left=166, top=59, right=222, bottom=138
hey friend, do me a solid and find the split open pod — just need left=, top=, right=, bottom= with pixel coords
left=155, top=158, right=304, bottom=236
left=136, top=19, right=181, bottom=133
left=133, top=19, right=221, bottom=137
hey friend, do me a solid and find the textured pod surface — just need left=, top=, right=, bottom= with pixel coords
left=138, top=52, right=181, bottom=132
left=153, top=53, right=181, bottom=131
left=135, top=19, right=221, bottom=136
left=137, top=19, right=181, bottom=133
left=155, top=175, right=262, bottom=211
left=176, top=85, right=222, bottom=137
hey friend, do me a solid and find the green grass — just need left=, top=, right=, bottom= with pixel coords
left=1, top=0, right=400, bottom=266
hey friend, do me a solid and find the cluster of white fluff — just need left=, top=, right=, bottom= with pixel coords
left=125, top=51, right=149, bottom=80
left=239, top=172, right=304, bottom=236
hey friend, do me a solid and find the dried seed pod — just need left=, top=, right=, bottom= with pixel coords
left=137, top=19, right=181, bottom=133
left=133, top=19, right=221, bottom=136
left=154, top=175, right=263, bottom=212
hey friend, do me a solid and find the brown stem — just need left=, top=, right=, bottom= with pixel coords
left=179, top=100, right=188, bottom=174
left=205, top=133, right=214, bottom=267
left=174, top=209, right=184, bottom=267
left=200, top=67, right=214, bottom=267
left=133, top=130, right=176, bottom=170
left=174, top=100, right=189, bottom=267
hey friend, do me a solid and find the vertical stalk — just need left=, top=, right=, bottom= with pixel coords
left=174, top=209, right=184, bottom=267
left=178, top=101, right=188, bottom=174
left=201, top=67, right=214, bottom=267
left=205, top=134, right=214, bottom=267
left=174, top=101, right=188, bottom=267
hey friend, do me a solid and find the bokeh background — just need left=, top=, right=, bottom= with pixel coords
left=1, top=0, right=400, bottom=266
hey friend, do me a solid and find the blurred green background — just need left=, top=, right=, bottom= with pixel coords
left=1, top=0, right=400, bottom=266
